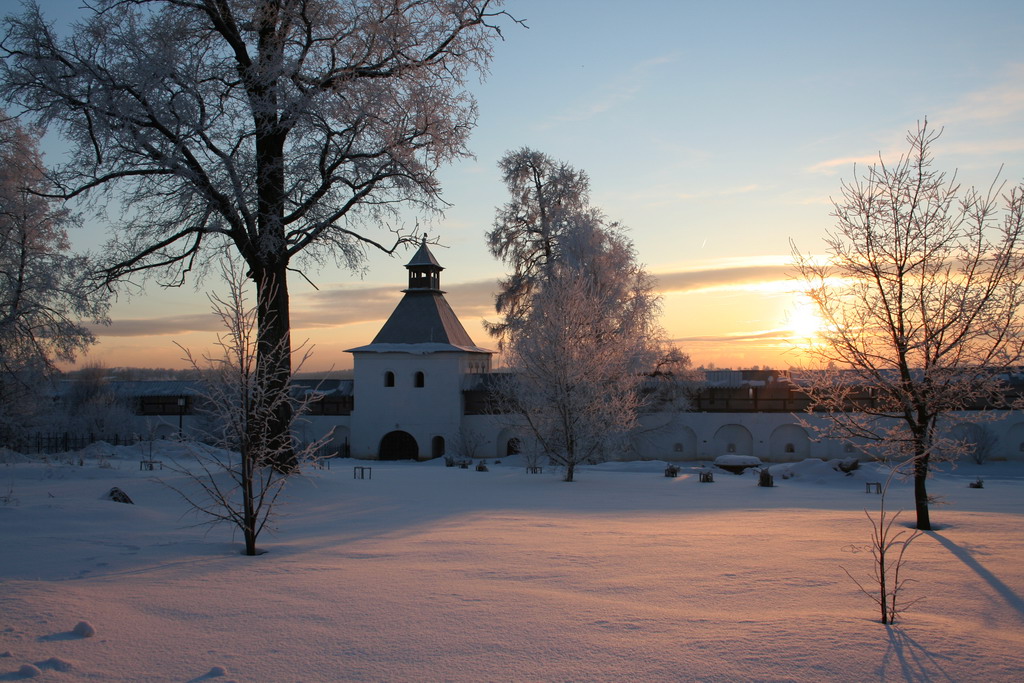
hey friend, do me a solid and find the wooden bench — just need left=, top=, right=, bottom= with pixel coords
left=139, top=460, right=163, bottom=471
left=526, top=465, right=543, bottom=474
left=353, top=466, right=372, bottom=480
left=865, top=481, right=882, bottom=494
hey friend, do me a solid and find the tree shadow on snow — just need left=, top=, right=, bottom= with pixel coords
left=36, top=630, right=83, bottom=642
left=881, top=625, right=956, bottom=682
left=926, top=531, right=1024, bottom=621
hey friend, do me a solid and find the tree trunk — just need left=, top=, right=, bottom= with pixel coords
left=913, top=452, right=931, bottom=530
left=251, top=106, right=295, bottom=472
left=242, top=446, right=257, bottom=556
left=254, top=261, right=296, bottom=473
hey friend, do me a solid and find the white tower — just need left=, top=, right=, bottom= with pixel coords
left=347, top=239, right=493, bottom=459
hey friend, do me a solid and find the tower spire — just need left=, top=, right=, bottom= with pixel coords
left=405, top=237, right=443, bottom=291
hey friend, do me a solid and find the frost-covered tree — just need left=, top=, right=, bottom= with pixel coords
left=59, top=362, right=135, bottom=436
left=0, top=114, right=108, bottom=439
left=170, top=260, right=330, bottom=556
left=485, top=147, right=595, bottom=345
left=792, top=122, right=1024, bottom=530
left=2, top=0, right=515, bottom=468
left=0, top=114, right=105, bottom=378
left=496, top=202, right=662, bottom=482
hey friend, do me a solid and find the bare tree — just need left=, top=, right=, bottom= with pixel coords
left=950, top=422, right=999, bottom=465
left=497, top=215, right=663, bottom=482
left=447, top=427, right=487, bottom=465
left=169, top=260, right=330, bottom=556
left=841, top=465, right=923, bottom=624
left=61, top=362, right=135, bottom=436
left=792, top=121, right=1024, bottom=530
left=2, top=0, right=517, bottom=468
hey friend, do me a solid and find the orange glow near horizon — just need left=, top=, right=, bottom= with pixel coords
left=68, top=272, right=832, bottom=373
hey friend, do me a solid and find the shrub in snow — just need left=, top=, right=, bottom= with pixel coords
left=834, top=457, right=860, bottom=474
left=206, top=665, right=228, bottom=677
left=72, top=621, right=95, bottom=637
left=104, top=487, right=133, bottom=504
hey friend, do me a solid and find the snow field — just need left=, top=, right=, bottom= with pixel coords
left=1, top=442, right=1022, bottom=681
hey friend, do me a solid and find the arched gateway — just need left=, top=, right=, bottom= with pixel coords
left=379, top=431, right=418, bottom=460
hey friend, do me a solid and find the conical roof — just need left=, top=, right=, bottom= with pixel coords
left=346, top=239, right=493, bottom=355
left=406, top=238, right=443, bottom=269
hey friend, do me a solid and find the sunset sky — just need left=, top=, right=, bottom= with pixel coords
left=29, top=0, right=1024, bottom=371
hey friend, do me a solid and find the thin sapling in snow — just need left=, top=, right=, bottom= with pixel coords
left=841, top=463, right=923, bottom=624
left=167, top=261, right=332, bottom=556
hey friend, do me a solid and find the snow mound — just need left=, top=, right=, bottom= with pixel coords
left=769, top=458, right=863, bottom=481
left=76, top=441, right=116, bottom=459
left=18, top=663, right=41, bottom=677
left=0, top=447, right=31, bottom=464
left=714, top=454, right=761, bottom=467
left=72, top=621, right=95, bottom=638
left=37, top=657, right=74, bottom=672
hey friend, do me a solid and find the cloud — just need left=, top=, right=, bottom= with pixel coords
left=88, top=313, right=220, bottom=337
left=807, top=154, right=881, bottom=175
left=936, top=64, right=1024, bottom=126
left=540, top=53, right=678, bottom=128
left=291, top=279, right=500, bottom=330
left=93, top=259, right=801, bottom=338
left=810, top=66, right=1024, bottom=176
left=671, top=329, right=792, bottom=344
left=653, top=261, right=792, bottom=294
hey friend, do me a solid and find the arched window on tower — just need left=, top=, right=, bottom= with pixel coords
left=384, top=371, right=395, bottom=387
left=414, top=371, right=425, bottom=388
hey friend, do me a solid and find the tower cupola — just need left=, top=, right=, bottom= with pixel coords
left=405, top=237, right=443, bottom=291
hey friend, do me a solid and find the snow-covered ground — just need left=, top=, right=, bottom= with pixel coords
left=1, top=442, right=1022, bottom=682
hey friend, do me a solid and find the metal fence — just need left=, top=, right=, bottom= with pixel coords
left=4, top=432, right=141, bottom=455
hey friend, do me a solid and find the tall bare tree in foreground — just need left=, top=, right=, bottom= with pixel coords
left=489, top=149, right=666, bottom=482
left=171, top=261, right=329, bottom=556
left=2, top=0, right=515, bottom=468
left=792, top=122, right=1024, bottom=530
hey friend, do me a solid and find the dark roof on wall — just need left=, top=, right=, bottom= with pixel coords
left=346, top=291, right=493, bottom=354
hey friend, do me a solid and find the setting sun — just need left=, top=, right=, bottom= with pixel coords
left=786, top=297, right=825, bottom=342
